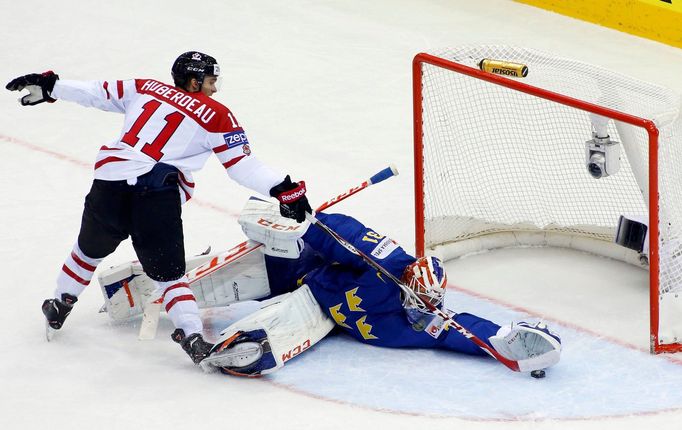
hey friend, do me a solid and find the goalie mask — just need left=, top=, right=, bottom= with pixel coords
left=401, top=256, right=447, bottom=312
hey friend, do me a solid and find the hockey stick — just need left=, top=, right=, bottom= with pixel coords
left=184, top=164, right=400, bottom=286
left=184, top=164, right=399, bottom=287
left=305, top=214, right=522, bottom=373
left=314, top=164, right=399, bottom=212
left=138, top=165, right=400, bottom=340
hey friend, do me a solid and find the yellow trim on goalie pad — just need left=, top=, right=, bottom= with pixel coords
left=515, top=0, right=682, bottom=49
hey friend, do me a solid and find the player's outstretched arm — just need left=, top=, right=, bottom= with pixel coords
left=6, top=71, right=135, bottom=113
left=5, top=71, right=59, bottom=106
left=50, top=79, right=134, bottom=113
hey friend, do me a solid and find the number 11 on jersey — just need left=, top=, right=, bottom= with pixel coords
left=121, top=100, right=185, bottom=161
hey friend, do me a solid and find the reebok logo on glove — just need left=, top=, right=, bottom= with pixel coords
left=270, top=176, right=312, bottom=223
left=277, top=182, right=307, bottom=203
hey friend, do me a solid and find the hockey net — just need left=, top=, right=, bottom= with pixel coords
left=413, top=46, right=682, bottom=353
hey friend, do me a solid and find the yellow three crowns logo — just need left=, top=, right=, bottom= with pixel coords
left=345, top=287, right=365, bottom=311
left=328, top=287, right=378, bottom=340
left=329, top=304, right=351, bottom=329
left=356, top=315, right=378, bottom=340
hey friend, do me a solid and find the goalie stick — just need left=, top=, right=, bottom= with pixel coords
left=305, top=213, right=523, bottom=373
left=314, top=164, right=398, bottom=212
left=137, top=165, right=399, bottom=340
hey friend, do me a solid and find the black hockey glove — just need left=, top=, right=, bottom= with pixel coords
left=270, top=175, right=312, bottom=223
left=5, top=71, right=59, bottom=106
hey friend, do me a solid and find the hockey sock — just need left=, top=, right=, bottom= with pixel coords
left=155, top=276, right=203, bottom=335
left=55, top=243, right=103, bottom=298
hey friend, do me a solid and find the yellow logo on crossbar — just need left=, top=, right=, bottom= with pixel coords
left=641, top=0, right=681, bottom=12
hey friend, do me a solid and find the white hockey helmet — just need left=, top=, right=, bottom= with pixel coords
left=401, top=256, right=447, bottom=312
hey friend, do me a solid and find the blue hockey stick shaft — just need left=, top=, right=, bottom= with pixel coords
left=315, top=165, right=399, bottom=212
left=368, top=164, right=399, bottom=185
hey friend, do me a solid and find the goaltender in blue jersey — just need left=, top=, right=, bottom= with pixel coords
left=184, top=198, right=563, bottom=377
left=264, top=212, right=501, bottom=355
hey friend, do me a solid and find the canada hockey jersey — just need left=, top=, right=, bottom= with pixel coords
left=51, top=78, right=283, bottom=202
left=266, top=213, right=502, bottom=356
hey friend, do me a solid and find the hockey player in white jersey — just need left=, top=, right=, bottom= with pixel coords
left=6, top=51, right=312, bottom=363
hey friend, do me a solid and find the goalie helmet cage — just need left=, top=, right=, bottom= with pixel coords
left=412, top=46, right=682, bottom=354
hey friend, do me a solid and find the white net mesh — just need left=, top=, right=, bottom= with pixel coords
left=417, top=46, right=682, bottom=346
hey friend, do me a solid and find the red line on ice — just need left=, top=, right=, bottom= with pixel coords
left=0, top=133, right=240, bottom=217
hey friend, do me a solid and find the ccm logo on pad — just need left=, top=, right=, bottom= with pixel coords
left=257, top=218, right=301, bottom=231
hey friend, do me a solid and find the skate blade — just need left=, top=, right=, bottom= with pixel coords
left=200, top=342, right=263, bottom=373
left=46, top=322, right=56, bottom=342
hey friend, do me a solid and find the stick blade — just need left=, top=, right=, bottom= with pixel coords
left=46, top=322, right=56, bottom=342
left=138, top=299, right=162, bottom=341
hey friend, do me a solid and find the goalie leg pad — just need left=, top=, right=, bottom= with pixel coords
left=99, top=267, right=155, bottom=320
left=489, top=321, right=562, bottom=372
left=190, top=246, right=271, bottom=307
left=99, top=245, right=271, bottom=320
left=203, top=284, right=334, bottom=376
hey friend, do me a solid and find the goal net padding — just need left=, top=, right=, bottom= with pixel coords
left=412, top=46, right=682, bottom=353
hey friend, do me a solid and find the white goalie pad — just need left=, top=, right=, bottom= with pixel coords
left=238, top=197, right=310, bottom=259
left=98, top=262, right=149, bottom=321
left=201, top=284, right=335, bottom=375
left=190, top=246, right=271, bottom=307
left=489, top=321, right=562, bottom=372
left=98, top=244, right=271, bottom=320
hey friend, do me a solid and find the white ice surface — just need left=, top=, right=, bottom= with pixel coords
left=2, top=1, right=682, bottom=429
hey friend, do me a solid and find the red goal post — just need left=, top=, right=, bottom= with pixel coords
left=412, top=47, right=682, bottom=354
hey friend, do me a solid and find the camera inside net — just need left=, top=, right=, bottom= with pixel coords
left=585, top=132, right=621, bottom=179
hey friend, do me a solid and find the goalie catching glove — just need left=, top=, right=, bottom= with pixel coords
left=489, top=321, right=562, bottom=372
left=6, top=71, right=59, bottom=106
left=270, top=175, right=312, bottom=223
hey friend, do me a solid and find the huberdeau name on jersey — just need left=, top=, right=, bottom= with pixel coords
left=137, top=79, right=218, bottom=124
